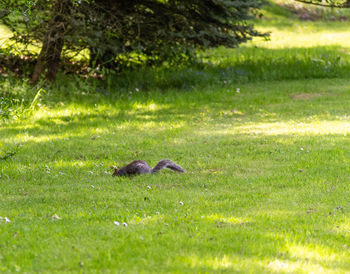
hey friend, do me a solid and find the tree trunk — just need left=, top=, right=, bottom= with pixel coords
left=31, top=0, right=70, bottom=84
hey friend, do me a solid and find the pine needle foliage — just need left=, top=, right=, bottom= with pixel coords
left=0, top=0, right=267, bottom=74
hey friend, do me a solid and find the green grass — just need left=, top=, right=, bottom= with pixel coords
left=2, top=0, right=350, bottom=272
left=2, top=78, right=350, bottom=272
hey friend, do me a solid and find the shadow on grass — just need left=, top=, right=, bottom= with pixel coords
left=203, top=45, right=350, bottom=82
left=1, top=45, right=350, bottom=107
left=20, top=45, right=348, bottom=97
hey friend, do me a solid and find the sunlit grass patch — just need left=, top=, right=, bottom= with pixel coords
left=0, top=24, right=12, bottom=42
left=202, top=214, right=250, bottom=225
left=253, top=29, right=350, bottom=48
left=233, top=120, right=350, bottom=136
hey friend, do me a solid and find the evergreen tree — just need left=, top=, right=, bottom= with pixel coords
left=0, top=0, right=267, bottom=83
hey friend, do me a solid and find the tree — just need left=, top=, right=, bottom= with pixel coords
left=79, top=0, right=269, bottom=69
left=31, top=0, right=71, bottom=83
left=0, top=0, right=268, bottom=83
left=0, top=0, right=71, bottom=82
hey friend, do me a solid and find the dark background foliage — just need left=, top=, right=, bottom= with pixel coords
left=0, top=0, right=267, bottom=82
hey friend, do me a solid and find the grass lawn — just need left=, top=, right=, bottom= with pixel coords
left=2, top=1, right=350, bottom=273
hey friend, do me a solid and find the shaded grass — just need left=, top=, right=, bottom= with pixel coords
left=42, top=44, right=350, bottom=95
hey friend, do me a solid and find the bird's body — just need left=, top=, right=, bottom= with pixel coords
left=112, top=159, right=185, bottom=176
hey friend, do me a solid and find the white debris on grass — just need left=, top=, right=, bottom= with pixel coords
left=52, top=214, right=61, bottom=220
left=114, top=221, right=128, bottom=227
left=0, top=216, right=11, bottom=223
